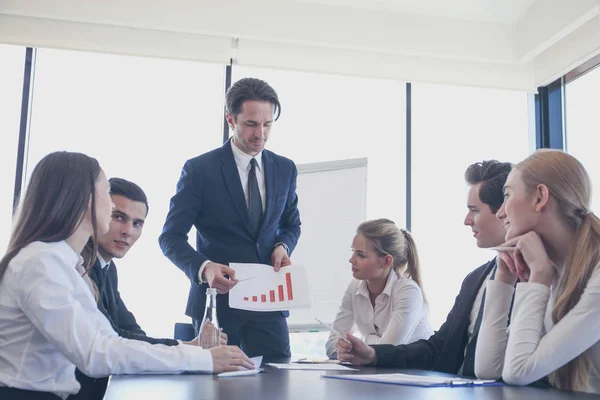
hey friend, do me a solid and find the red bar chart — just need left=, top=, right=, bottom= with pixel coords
left=243, top=273, right=294, bottom=303
left=229, top=263, right=310, bottom=311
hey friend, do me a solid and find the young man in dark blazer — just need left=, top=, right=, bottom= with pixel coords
left=159, top=78, right=301, bottom=359
left=336, top=160, right=511, bottom=377
left=74, top=178, right=218, bottom=400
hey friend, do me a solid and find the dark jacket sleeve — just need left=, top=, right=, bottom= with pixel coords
left=372, top=264, right=482, bottom=369
left=115, top=291, right=145, bottom=335
left=276, top=162, right=301, bottom=254
left=99, top=264, right=180, bottom=346
left=158, top=160, right=208, bottom=283
left=105, top=310, right=179, bottom=346
left=373, top=293, right=463, bottom=369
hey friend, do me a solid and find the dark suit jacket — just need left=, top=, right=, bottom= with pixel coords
left=159, top=139, right=302, bottom=320
left=89, top=259, right=178, bottom=346
left=373, top=259, right=496, bottom=374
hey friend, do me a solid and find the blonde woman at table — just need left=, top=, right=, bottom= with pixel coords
left=474, top=149, right=600, bottom=393
left=325, top=219, right=433, bottom=358
left=0, top=151, right=253, bottom=400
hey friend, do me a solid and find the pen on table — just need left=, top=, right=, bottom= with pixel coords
left=315, top=318, right=351, bottom=343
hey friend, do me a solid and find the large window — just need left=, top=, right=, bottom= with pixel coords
left=231, top=66, right=406, bottom=357
left=411, top=83, right=530, bottom=328
left=232, top=66, right=407, bottom=226
left=26, top=48, right=225, bottom=338
left=0, top=44, right=25, bottom=252
left=565, top=65, right=600, bottom=213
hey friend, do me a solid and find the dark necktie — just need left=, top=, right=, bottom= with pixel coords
left=248, top=158, right=263, bottom=236
left=459, top=262, right=497, bottom=377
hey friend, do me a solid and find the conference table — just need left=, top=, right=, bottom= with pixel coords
left=103, top=360, right=599, bottom=399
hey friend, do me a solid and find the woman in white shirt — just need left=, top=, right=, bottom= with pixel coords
left=326, top=219, right=432, bottom=359
left=474, top=149, right=600, bottom=393
left=0, top=151, right=253, bottom=400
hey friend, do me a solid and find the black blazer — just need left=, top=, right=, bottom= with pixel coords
left=159, top=139, right=301, bottom=320
left=89, top=259, right=178, bottom=346
left=373, top=259, right=496, bottom=374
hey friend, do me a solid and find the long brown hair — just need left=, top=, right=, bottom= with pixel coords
left=517, top=149, right=600, bottom=392
left=0, top=151, right=101, bottom=285
left=357, top=218, right=426, bottom=303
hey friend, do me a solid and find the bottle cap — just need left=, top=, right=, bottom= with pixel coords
left=206, top=288, right=217, bottom=296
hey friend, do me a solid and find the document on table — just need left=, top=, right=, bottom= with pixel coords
left=267, top=363, right=358, bottom=371
left=322, top=373, right=502, bottom=387
left=229, top=263, right=311, bottom=311
left=294, top=358, right=341, bottom=364
left=217, top=356, right=263, bottom=377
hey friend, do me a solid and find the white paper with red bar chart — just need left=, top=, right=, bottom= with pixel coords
left=228, top=263, right=311, bottom=311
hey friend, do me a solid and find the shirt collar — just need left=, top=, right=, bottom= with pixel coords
left=231, top=139, right=263, bottom=172
left=355, top=270, right=399, bottom=298
left=97, top=253, right=110, bottom=269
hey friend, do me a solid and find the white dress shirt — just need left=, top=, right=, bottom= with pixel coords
left=197, top=140, right=266, bottom=283
left=0, top=241, right=213, bottom=398
left=475, top=264, right=600, bottom=393
left=325, top=271, right=433, bottom=358
left=97, top=253, right=110, bottom=269
left=230, top=139, right=266, bottom=213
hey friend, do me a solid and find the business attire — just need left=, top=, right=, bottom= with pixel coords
left=90, top=256, right=179, bottom=346
left=326, top=271, right=433, bottom=358
left=371, top=259, right=496, bottom=376
left=159, top=138, right=301, bottom=358
left=475, top=263, right=600, bottom=393
left=0, top=241, right=213, bottom=399
left=73, top=256, right=180, bottom=400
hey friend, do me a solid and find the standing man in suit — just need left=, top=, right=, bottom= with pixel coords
left=335, top=160, right=511, bottom=377
left=159, top=77, right=301, bottom=359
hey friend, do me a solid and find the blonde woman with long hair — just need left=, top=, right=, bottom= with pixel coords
left=326, top=218, right=432, bottom=359
left=475, top=149, right=600, bottom=393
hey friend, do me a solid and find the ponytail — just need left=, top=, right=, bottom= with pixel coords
left=395, top=230, right=427, bottom=306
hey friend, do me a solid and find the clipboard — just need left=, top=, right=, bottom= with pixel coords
left=322, top=373, right=503, bottom=387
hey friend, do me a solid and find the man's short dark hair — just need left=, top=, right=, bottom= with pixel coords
left=464, top=160, right=512, bottom=213
left=109, top=178, right=149, bottom=216
left=225, top=77, right=281, bottom=121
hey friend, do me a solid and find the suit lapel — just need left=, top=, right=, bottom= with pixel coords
left=260, top=150, right=277, bottom=237
left=464, top=259, right=496, bottom=309
left=220, top=139, right=252, bottom=233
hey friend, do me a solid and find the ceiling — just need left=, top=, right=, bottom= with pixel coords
left=1, top=0, right=599, bottom=91
left=291, top=0, right=539, bottom=24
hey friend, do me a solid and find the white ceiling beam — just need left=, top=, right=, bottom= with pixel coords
left=517, top=0, right=600, bottom=61
left=237, top=39, right=535, bottom=92
left=0, top=0, right=516, bottom=62
left=1, top=0, right=598, bottom=92
left=534, top=16, right=600, bottom=87
left=0, top=14, right=231, bottom=64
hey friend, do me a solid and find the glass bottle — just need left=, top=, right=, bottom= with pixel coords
left=198, top=288, right=221, bottom=349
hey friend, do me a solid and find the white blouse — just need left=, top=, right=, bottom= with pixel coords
left=325, top=271, right=433, bottom=358
left=0, top=241, right=212, bottom=399
left=475, top=265, right=600, bottom=393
